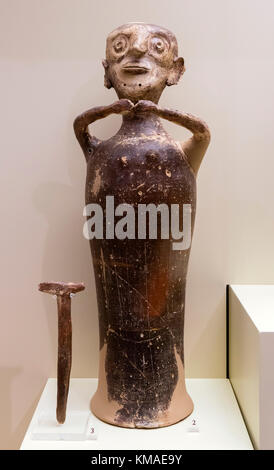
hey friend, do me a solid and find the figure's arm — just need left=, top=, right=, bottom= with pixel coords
left=73, top=99, right=134, bottom=160
left=157, top=108, right=210, bottom=175
left=134, top=101, right=210, bottom=175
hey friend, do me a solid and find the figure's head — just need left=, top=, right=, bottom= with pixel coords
left=103, top=23, right=185, bottom=103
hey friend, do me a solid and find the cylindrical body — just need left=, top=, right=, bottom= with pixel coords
left=87, top=115, right=196, bottom=428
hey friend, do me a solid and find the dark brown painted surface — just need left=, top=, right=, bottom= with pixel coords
left=74, top=23, right=210, bottom=428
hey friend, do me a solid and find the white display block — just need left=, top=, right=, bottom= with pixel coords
left=20, top=378, right=252, bottom=450
left=229, top=285, right=274, bottom=450
left=31, top=411, right=97, bottom=441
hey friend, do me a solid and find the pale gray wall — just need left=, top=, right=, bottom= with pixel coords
left=1, top=0, right=274, bottom=448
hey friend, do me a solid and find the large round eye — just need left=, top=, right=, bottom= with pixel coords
left=113, top=35, right=128, bottom=54
left=150, top=36, right=168, bottom=54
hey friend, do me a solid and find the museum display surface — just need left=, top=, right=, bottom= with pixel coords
left=20, top=378, right=253, bottom=450
left=74, top=23, right=210, bottom=429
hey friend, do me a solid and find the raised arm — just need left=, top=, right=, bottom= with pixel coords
left=134, top=100, right=210, bottom=175
left=157, top=108, right=210, bottom=175
left=73, top=99, right=134, bottom=160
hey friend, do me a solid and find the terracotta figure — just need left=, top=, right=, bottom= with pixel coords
left=74, top=23, right=210, bottom=428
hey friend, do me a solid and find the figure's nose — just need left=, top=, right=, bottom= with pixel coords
left=130, top=38, right=147, bottom=57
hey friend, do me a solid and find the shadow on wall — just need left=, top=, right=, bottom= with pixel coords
left=0, top=367, right=20, bottom=449
left=0, top=367, right=42, bottom=449
left=185, top=294, right=226, bottom=377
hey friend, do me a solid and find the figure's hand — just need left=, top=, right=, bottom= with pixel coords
left=134, top=100, right=159, bottom=114
left=111, top=99, right=134, bottom=115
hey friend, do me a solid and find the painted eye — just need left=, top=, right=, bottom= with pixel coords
left=150, top=37, right=167, bottom=54
left=113, top=35, right=127, bottom=54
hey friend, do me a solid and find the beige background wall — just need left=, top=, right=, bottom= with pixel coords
left=1, top=0, right=274, bottom=449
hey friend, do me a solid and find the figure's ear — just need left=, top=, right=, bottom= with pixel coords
left=102, top=59, right=113, bottom=89
left=166, top=57, right=185, bottom=86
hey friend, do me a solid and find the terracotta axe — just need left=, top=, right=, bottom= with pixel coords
left=38, top=281, right=85, bottom=424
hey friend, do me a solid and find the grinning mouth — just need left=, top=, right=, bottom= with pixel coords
left=122, top=64, right=150, bottom=74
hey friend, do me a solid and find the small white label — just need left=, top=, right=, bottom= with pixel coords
left=187, top=418, right=200, bottom=433
left=85, top=415, right=98, bottom=440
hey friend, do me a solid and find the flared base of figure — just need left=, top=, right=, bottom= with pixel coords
left=90, top=343, right=194, bottom=429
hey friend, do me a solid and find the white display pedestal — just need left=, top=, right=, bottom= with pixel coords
left=229, top=285, right=274, bottom=450
left=20, top=378, right=252, bottom=450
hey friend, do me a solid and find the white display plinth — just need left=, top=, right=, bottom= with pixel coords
left=31, top=411, right=97, bottom=441
left=229, top=285, right=274, bottom=450
left=20, top=378, right=252, bottom=450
